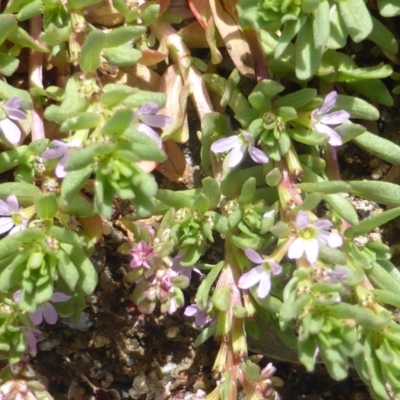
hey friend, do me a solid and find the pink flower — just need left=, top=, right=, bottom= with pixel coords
left=238, top=249, right=283, bottom=298
left=0, top=97, right=27, bottom=145
left=130, top=240, right=156, bottom=269
left=14, top=291, right=70, bottom=325
left=288, top=211, right=343, bottom=264
left=211, top=131, right=269, bottom=168
left=311, top=91, right=349, bottom=146
left=134, top=102, right=172, bottom=148
left=184, top=303, right=212, bottom=327
left=0, top=195, right=28, bottom=235
left=21, top=327, right=41, bottom=356
left=42, top=139, right=81, bottom=178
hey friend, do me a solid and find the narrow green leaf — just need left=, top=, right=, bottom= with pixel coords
left=335, top=95, right=379, bottom=120
left=295, top=18, right=323, bottom=80
left=368, top=17, right=398, bottom=55
left=313, top=0, right=330, bottom=48
left=338, top=0, right=373, bottom=42
left=0, top=182, right=41, bottom=205
left=61, top=165, right=93, bottom=203
left=80, top=30, right=106, bottom=73
left=353, top=131, right=400, bottom=166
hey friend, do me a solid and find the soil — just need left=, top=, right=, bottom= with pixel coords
left=28, top=223, right=373, bottom=400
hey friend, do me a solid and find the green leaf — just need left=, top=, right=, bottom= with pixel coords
left=275, top=17, right=305, bottom=58
left=102, top=108, right=133, bottom=136
left=275, top=88, right=317, bottom=109
left=201, top=177, right=220, bottom=210
left=289, top=127, right=327, bottom=145
left=103, top=45, right=142, bottom=67
left=58, top=195, right=94, bottom=217
left=0, top=81, right=32, bottom=109
left=335, top=95, right=379, bottom=120
left=238, top=177, right=256, bottom=204
left=0, top=14, right=17, bottom=46
left=347, top=79, right=393, bottom=107
left=94, top=170, right=114, bottom=219
left=338, top=64, right=393, bottom=81
left=298, top=335, right=317, bottom=371
left=35, top=193, right=58, bottom=220
left=40, top=23, right=71, bottom=46
left=61, top=165, right=94, bottom=203
left=313, top=0, right=330, bottom=48
left=0, top=53, right=19, bottom=76
left=377, top=0, right=400, bottom=17
left=326, top=4, right=347, bottom=49
left=0, top=182, right=41, bottom=205
left=44, top=73, right=89, bottom=123
left=17, top=0, right=42, bottom=20
left=80, top=29, right=106, bottom=72
left=212, top=287, right=230, bottom=312
left=335, top=123, right=365, bottom=143
left=338, top=0, right=373, bottom=42
left=7, top=27, right=48, bottom=52
left=329, top=303, right=390, bottom=328
left=56, top=250, right=79, bottom=290
left=193, top=324, right=217, bottom=347
left=295, top=18, right=323, bottom=80
left=324, top=194, right=358, bottom=226
left=180, top=245, right=202, bottom=267
left=193, top=193, right=210, bottom=213
left=67, top=0, right=102, bottom=9
left=60, top=243, right=97, bottom=294
left=60, top=112, right=101, bottom=132
left=104, top=26, right=146, bottom=48
left=195, top=261, right=224, bottom=310
left=345, top=207, right=400, bottom=239
left=368, top=17, right=398, bottom=55
left=0, top=145, right=29, bottom=174
left=0, top=249, right=32, bottom=291
left=353, top=131, right=400, bottom=166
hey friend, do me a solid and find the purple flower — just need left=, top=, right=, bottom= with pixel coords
left=311, top=91, right=349, bottom=146
left=238, top=249, right=283, bottom=299
left=14, top=291, right=70, bottom=325
left=42, top=138, right=81, bottom=178
left=0, top=97, right=27, bottom=145
left=210, top=131, right=269, bottom=168
left=0, top=195, right=28, bottom=235
left=288, top=211, right=343, bottom=264
left=130, top=240, right=157, bottom=269
left=184, top=304, right=212, bottom=327
left=172, top=251, right=202, bottom=281
left=134, top=102, right=172, bottom=148
left=21, top=327, right=41, bottom=356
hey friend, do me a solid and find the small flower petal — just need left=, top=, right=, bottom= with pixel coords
left=137, top=123, right=163, bottom=148
left=318, top=91, right=337, bottom=115
left=0, top=118, right=21, bottom=144
left=210, top=136, right=240, bottom=153
left=248, top=146, right=269, bottom=164
left=287, top=237, right=305, bottom=260
left=0, top=218, right=14, bottom=235
left=29, top=308, right=44, bottom=325
left=41, top=303, right=58, bottom=324
left=226, top=142, right=246, bottom=168
left=315, top=123, right=343, bottom=146
left=238, top=265, right=264, bottom=289
left=244, top=248, right=265, bottom=265
left=295, top=211, right=310, bottom=230
left=257, top=271, right=272, bottom=298
left=6, top=195, right=19, bottom=213
left=320, top=110, right=350, bottom=125
left=140, top=114, right=172, bottom=128
left=51, top=292, right=71, bottom=302
left=303, top=238, right=319, bottom=263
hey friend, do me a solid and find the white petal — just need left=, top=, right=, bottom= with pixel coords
left=0, top=118, right=21, bottom=144
left=211, top=135, right=240, bottom=153
left=244, top=248, right=264, bottom=264
left=303, top=238, right=319, bottom=263
left=249, top=146, right=269, bottom=164
left=227, top=143, right=246, bottom=168
left=258, top=272, right=272, bottom=298
left=319, top=91, right=337, bottom=115
left=320, top=110, right=349, bottom=125
left=238, top=266, right=263, bottom=289
left=0, top=217, right=14, bottom=234
left=287, top=237, right=305, bottom=259
left=315, top=123, right=342, bottom=146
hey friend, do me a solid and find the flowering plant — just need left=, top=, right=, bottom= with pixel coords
left=0, top=0, right=398, bottom=399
